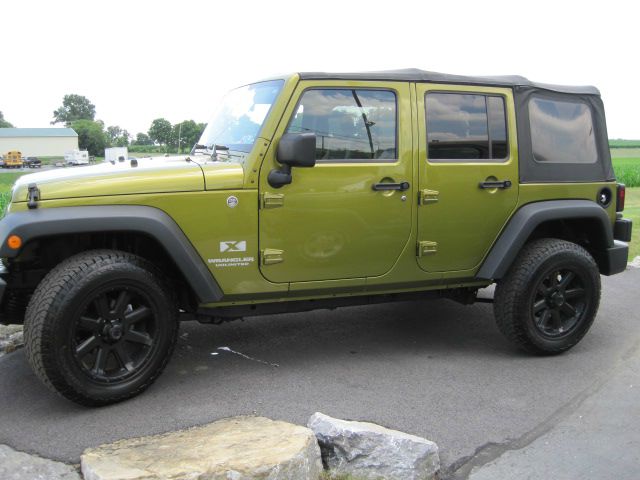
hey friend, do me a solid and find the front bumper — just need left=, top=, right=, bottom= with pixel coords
left=0, top=277, right=6, bottom=307
left=0, top=264, right=8, bottom=325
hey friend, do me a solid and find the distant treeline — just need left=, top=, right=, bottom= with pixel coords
left=609, top=139, right=640, bottom=148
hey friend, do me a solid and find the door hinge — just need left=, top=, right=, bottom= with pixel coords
left=417, top=241, right=438, bottom=256
left=261, top=248, right=284, bottom=265
left=419, top=189, right=439, bottom=205
left=261, top=192, right=284, bottom=209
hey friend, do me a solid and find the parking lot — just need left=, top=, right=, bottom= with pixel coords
left=0, top=267, right=639, bottom=478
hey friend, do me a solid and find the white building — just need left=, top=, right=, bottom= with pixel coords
left=0, top=128, right=79, bottom=157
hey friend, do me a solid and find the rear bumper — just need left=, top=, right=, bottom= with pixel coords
left=614, top=217, right=632, bottom=242
left=595, top=240, right=629, bottom=276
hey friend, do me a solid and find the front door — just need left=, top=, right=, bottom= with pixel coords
left=416, top=84, right=519, bottom=273
left=259, top=81, right=413, bottom=283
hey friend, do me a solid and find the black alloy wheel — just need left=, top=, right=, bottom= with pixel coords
left=72, top=286, right=159, bottom=384
left=531, top=268, right=590, bottom=338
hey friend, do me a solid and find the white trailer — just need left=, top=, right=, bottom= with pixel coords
left=64, top=149, right=90, bottom=165
left=105, top=147, right=128, bottom=164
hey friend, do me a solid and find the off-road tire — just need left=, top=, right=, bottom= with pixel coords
left=494, top=238, right=601, bottom=355
left=24, top=250, right=178, bottom=406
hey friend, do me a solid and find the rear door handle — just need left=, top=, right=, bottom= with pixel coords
left=479, top=180, right=512, bottom=189
left=372, top=181, right=410, bottom=191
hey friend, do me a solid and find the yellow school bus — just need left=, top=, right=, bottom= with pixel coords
left=3, top=151, right=23, bottom=168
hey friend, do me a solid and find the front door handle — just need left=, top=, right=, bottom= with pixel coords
left=372, top=181, right=410, bottom=191
left=479, top=180, right=512, bottom=189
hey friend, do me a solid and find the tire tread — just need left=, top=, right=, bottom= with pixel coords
left=24, top=250, right=178, bottom=406
left=494, top=238, right=601, bottom=355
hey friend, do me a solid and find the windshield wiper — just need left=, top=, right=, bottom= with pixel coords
left=191, top=143, right=230, bottom=155
left=191, top=143, right=210, bottom=153
left=190, top=143, right=249, bottom=163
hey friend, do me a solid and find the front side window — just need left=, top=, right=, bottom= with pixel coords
left=426, top=92, right=508, bottom=161
left=198, top=80, right=284, bottom=154
left=287, top=89, right=397, bottom=162
left=529, top=97, right=597, bottom=164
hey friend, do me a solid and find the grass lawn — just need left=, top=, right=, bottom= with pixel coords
left=611, top=157, right=640, bottom=187
left=0, top=172, right=24, bottom=190
left=0, top=172, right=25, bottom=213
left=623, top=187, right=640, bottom=260
left=610, top=147, right=640, bottom=158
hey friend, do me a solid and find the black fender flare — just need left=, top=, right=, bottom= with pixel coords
left=0, top=205, right=223, bottom=302
left=476, top=200, right=613, bottom=280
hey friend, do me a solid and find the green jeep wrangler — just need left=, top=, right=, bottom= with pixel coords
left=0, top=69, right=632, bottom=406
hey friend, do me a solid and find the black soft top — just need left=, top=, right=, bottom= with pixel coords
left=298, top=69, right=600, bottom=96
left=298, top=68, right=612, bottom=183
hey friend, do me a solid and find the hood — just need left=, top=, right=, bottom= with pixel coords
left=11, top=156, right=245, bottom=203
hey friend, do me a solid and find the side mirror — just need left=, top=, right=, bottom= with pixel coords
left=277, top=133, right=316, bottom=167
left=268, top=133, right=316, bottom=188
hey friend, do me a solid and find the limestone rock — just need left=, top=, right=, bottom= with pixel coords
left=308, top=412, right=439, bottom=480
left=81, top=416, right=323, bottom=480
left=0, top=325, right=24, bottom=357
left=0, top=444, right=81, bottom=480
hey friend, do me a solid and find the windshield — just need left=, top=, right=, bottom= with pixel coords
left=197, top=80, right=284, bottom=155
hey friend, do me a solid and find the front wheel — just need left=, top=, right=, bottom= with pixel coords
left=494, top=238, right=601, bottom=355
left=24, top=250, right=178, bottom=406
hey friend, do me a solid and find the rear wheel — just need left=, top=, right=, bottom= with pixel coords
left=494, top=238, right=601, bottom=355
left=24, top=250, right=178, bottom=406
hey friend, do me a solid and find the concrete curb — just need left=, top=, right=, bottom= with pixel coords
left=0, top=444, right=81, bottom=480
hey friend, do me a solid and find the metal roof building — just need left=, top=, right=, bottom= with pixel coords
left=0, top=128, right=79, bottom=157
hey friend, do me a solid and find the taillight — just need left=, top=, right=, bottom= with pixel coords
left=616, top=183, right=626, bottom=212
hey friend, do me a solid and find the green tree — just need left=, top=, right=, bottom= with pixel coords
left=0, top=111, right=14, bottom=128
left=133, top=132, right=152, bottom=145
left=52, top=94, right=96, bottom=126
left=148, top=118, right=173, bottom=147
left=106, top=125, right=130, bottom=147
left=71, top=119, right=108, bottom=156
left=172, top=120, right=206, bottom=153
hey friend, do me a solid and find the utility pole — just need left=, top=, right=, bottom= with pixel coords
left=178, top=122, right=182, bottom=154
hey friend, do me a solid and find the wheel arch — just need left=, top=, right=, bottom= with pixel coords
left=0, top=205, right=223, bottom=304
left=477, top=200, right=614, bottom=280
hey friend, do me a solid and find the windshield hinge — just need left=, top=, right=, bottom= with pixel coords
left=261, top=192, right=284, bottom=209
left=27, top=183, right=40, bottom=209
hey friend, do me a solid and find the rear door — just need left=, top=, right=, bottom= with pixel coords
left=415, top=84, right=519, bottom=273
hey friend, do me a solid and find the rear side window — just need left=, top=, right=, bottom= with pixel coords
left=529, top=97, right=597, bottom=164
left=287, top=89, right=397, bottom=162
left=426, top=92, right=508, bottom=162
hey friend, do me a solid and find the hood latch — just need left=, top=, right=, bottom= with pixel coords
left=27, top=183, right=40, bottom=209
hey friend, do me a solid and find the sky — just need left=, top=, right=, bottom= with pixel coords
left=1, top=0, right=639, bottom=139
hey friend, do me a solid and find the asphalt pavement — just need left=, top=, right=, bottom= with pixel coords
left=1, top=268, right=639, bottom=478
left=467, top=349, right=640, bottom=480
